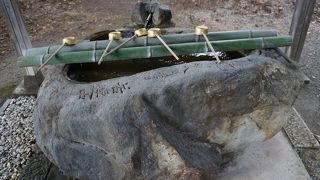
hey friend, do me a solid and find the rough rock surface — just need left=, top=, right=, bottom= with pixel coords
left=131, top=1, right=174, bottom=27
left=33, top=50, right=305, bottom=179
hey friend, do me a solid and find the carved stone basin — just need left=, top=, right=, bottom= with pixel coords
left=33, top=49, right=305, bottom=179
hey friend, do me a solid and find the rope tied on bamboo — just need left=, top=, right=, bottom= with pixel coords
left=195, top=26, right=221, bottom=63
left=38, top=37, right=76, bottom=72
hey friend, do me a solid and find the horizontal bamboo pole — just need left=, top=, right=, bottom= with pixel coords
left=25, top=30, right=277, bottom=56
left=18, top=36, right=292, bottom=67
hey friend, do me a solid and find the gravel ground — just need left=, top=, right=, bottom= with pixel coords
left=0, top=96, right=36, bottom=180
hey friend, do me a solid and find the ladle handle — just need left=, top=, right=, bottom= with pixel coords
left=98, top=39, right=113, bottom=65
left=38, top=43, right=65, bottom=71
left=156, top=34, right=179, bottom=60
left=203, top=34, right=221, bottom=63
left=102, top=35, right=137, bottom=59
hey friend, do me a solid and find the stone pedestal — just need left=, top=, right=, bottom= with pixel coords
left=13, top=72, right=44, bottom=96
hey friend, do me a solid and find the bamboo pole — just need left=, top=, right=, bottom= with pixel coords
left=18, top=36, right=292, bottom=67
left=25, top=30, right=278, bottom=56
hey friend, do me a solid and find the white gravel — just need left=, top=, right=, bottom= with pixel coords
left=0, top=96, right=36, bottom=180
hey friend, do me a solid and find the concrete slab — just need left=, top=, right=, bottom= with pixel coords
left=20, top=132, right=310, bottom=180
left=298, top=148, right=320, bottom=180
left=217, top=131, right=311, bottom=180
left=284, top=107, right=320, bottom=148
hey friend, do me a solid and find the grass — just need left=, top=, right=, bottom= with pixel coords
left=0, top=84, right=15, bottom=106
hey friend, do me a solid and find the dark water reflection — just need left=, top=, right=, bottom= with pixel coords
left=67, top=51, right=245, bottom=82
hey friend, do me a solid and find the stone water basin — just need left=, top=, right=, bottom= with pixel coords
left=33, top=49, right=306, bottom=179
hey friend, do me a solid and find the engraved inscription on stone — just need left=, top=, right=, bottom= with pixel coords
left=79, top=82, right=130, bottom=100
left=144, top=70, right=179, bottom=80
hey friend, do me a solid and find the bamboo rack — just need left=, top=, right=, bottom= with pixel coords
left=18, top=36, right=292, bottom=67
left=25, top=30, right=277, bottom=56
